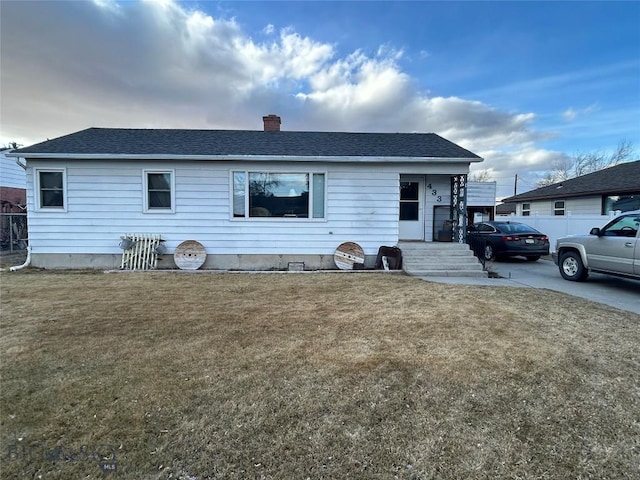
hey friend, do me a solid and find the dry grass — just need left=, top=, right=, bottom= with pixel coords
left=0, top=270, right=638, bottom=479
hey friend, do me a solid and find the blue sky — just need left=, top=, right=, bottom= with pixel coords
left=1, top=1, right=639, bottom=198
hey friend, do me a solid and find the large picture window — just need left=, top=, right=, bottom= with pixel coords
left=37, top=169, right=65, bottom=209
left=233, top=171, right=325, bottom=219
left=144, top=170, right=174, bottom=212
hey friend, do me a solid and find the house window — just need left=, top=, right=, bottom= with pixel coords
left=521, top=203, right=531, bottom=216
left=37, top=169, right=65, bottom=209
left=144, top=170, right=174, bottom=212
left=554, top=200, right=565, bottom=216
left=400, top=181, right=420, bottom=220
left=232, top=171, right=325, bottom=219
left=602, top=194, right=640, bottom=214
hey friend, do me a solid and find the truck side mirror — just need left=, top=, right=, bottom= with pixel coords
left=590, top=227, right=602, bottom=236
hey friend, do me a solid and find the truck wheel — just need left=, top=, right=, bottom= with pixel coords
left=559, top=251, right=588, bottom=281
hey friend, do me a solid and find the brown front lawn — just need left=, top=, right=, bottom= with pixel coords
left=1, top=271, right=638, bottom=479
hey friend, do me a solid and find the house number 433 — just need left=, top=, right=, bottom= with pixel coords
left=429, top=186, right=442, bottom=203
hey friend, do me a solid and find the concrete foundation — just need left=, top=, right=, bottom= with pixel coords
left=30, top=253, right=378, bottom=271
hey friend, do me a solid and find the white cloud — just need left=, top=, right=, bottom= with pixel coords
left=562, top=104, right=598, bottom=121
left=0, top=0, right=563, bottom=189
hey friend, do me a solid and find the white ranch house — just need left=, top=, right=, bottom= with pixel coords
left=10, top=116, right=486, bottom=270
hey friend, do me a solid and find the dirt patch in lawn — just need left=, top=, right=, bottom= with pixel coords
left=1, top=271, right=638, bottom=479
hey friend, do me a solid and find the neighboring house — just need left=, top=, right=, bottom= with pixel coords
left=502, top=160, right=640, bottom=217
left=1, top=148, right=28, bottom=253
left=0, top=148, right=27, bottom=213
left=495, top=202, right=516, bottom=217
left=9, top=115, right=483, bottom=269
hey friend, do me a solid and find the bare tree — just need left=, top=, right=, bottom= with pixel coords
left=2, top=141, right=22, bottom=150
left=469, top=169, right=493, bottom=182
left=536, top=140, right=634, bottom=187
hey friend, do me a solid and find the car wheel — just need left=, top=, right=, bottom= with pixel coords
left=483, top=244, right=495, bottom=261
left=526, top=256, right=540, bottom=261
left=559, top=251, right=588, bottom=281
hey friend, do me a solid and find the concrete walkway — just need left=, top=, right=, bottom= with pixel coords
left=419, top=257, right=640, bottom=315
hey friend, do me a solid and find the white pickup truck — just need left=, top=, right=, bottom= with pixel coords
left=552, top=210, right=640, bottom=281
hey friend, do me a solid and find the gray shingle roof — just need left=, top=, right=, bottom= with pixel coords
left=502, top=160, right=640, bottom=202
left=13, top=127, right=482, bottom=159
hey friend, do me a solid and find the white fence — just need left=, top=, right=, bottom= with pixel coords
left=502, top=213, right=619, bottom=251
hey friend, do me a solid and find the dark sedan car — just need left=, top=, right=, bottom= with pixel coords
left=467, top=221, right=550, bottom=261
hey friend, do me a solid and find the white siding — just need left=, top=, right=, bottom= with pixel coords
left=26, top=160, right=402, bottom=256
left=0, top=152, right=27, bottom=189
left=519, top=196, right=603, bottom=216
left=565, top=196, right=603, bottom=214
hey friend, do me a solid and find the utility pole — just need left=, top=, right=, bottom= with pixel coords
left=514, top=174, right=518, bottom=196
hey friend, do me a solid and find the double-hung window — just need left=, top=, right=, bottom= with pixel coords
left=232, top=171, right=325, bottom=219
left=144, top=170, right=175, bottom=213
left=37, top=169, right=66, bottom=210
left=521, top=203, right=531, bottom=216
left=553, top=200, right=565, bottom=216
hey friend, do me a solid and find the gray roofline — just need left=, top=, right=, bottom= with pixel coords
left=6, top=152, right=483, bottom=163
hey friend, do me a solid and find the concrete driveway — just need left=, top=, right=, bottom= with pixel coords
left=424, top=257, right=640, bottom=315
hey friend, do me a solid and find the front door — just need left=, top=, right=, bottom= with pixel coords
left=399, top=176, right=424, bottom=240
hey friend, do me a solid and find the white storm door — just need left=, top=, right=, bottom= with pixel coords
left=399, top=176, right=424, bottom=240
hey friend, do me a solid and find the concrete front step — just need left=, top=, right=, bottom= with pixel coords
left=402, top=251, right=475, bottom=258
left=405, top=263, right=485, bottom=271
left=398, top=241, right=486, bottom=278
left=407, top=269, right=488, bottom=278
left=400, top=246, right=474, bottom=255
left=405, top=262, right=485, bottom=270
left=399, top=241, right=469, bottom=249
left=402, top=254, right=478, bottom=263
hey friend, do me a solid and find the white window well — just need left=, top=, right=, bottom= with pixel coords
left=232, top=171, right=325, bottom=219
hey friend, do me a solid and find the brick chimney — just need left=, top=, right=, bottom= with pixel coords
left=263, top=114, right=281, bottom=132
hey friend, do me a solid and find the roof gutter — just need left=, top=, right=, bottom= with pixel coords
left=6, top=152, right=483, bottom=163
